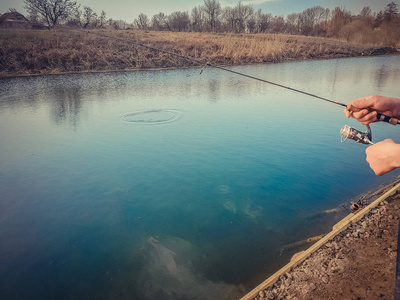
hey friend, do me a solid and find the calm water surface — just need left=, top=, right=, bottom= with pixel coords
left=1, top=56, right=400, bottom=299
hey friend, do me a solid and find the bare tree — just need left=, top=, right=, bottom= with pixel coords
left=82, top=6, right=97, bottom=28
left=27, top=8, right=40, bottom=23
left=191, top=6, right=205, bottom=32
left=376, top=2, right=400, bottom=46
left=167, top=11, right=190, bottom=31
left=66, top=8, right=82, bottom=27
left=319, top=7, right=330, bottom=33
left=286, top=13, right=300, bottom=34
left=247, top=15, right=256, bottom=33
left=384, top=2, right=399, bottom=22
left=24, top=0, right=78, bottom=28
left=221, top=7, right=235, bottom=32
left=232, top=2, right=254, bottom=33
left=134, top=13, right=149, bottom=30
left=151, top=12, right=167, bottom=30
left=359, top=6, right=372, bottom=18
left=112, top=19, right=128, bottom=30
left=99, top=10, right=106, bottom=28
left=356, top=7, right=374, bottom=29
left=269, top=16, right=285, bottom=33
left=203, top=0, right=221, bottom=31
left=221, top=3, right=254, bottom=33
left=255, top=9, right=271, bottom=33
left=296, top=6, right=328, bottom=35
left=327, top=7, right=352, bottom=37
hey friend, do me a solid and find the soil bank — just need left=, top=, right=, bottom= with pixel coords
left=243, top=179, right=400, bottom=300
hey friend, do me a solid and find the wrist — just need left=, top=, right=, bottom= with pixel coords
left=388, top=142, right=400, bottom=169
left=389, top=97, right=400, bottom=119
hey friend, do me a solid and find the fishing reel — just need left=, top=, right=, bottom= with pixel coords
left=340, top=124, right=374, bottom=145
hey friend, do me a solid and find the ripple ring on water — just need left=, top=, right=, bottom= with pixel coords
left=122, top=109, right=181, bottom=124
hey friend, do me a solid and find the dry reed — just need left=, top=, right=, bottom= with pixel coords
left=0, top=29, right=391, bottom=77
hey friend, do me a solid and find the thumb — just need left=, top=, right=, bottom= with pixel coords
left=382, top=138, right=396, bottom=144
left=348, top=96, right=376, bottom=110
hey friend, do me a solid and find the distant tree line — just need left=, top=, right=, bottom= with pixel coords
left=21, top=0, right=107, bottom=29
left=1, top=0, right=399, bottom=45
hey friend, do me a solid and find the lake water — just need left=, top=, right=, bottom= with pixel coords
left=1, top=55, right=400, bottom=300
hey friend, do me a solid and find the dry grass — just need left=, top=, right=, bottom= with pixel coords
left=0, top=29, right=389, bottom=77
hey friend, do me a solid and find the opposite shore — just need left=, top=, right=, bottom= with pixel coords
left=0, top=29, right=398, bottom=78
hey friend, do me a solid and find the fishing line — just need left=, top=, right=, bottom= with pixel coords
left=77, top=30, right=400, bottom=133
left=81, top=30, right=347, bottom=108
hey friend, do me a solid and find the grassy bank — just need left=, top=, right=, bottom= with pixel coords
left=0, top=29, right=396, bottom=77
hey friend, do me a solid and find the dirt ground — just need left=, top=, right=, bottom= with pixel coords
left=253, top=181, right=400, bottom=300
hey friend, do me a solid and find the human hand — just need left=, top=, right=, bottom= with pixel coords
left=344, top=95, right=400, bottom=125
left=365, top=139, right=400, bottom=175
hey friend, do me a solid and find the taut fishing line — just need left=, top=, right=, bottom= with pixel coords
left=78, top=30, right=399, bottom=144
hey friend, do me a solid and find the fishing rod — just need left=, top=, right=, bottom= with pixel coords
left=81, top=30, right=399, bottom=144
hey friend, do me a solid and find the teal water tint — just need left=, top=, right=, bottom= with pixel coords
left=1, top=55, right=400, bottom=299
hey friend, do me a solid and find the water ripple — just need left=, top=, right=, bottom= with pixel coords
left=122, top=109, right=180, bottom=124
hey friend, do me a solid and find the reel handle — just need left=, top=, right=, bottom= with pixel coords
left=347, top=104, right=399, bottom=125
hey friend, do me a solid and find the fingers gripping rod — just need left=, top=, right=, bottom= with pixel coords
left=346, top=104, right=400, bottom=125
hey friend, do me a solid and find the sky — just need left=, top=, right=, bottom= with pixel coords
left=1, top=0, right=398, bottom=22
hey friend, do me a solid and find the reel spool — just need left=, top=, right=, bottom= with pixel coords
left=340, top=124, right=374, bottom=145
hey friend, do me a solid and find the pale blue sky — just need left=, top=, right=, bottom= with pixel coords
left=1, top=0, right=398, bottom=22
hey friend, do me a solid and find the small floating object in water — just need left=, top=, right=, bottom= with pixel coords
left=122, top=109, right=180, bottom=124
left=351, top=202, right=360, bottom=212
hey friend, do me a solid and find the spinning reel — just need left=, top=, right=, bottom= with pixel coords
left=340, top=108, right=399, bottom=145
left=340, top=124, right=374, bottom=145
